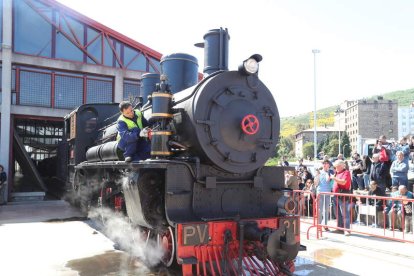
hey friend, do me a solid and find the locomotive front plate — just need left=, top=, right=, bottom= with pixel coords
left=182, top=223, right=209, bottom=245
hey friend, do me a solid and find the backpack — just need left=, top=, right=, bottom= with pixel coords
left=379, top=147, right=389, bottom=162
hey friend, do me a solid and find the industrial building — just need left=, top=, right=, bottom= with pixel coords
left=337, top=97, right=398, bottom=152
left=294, top=127, right=338, bottom=158
left=0, top=0, right=162, bottom=202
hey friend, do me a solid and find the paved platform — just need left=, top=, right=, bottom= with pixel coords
left=296, top=225, right=414, bottom=275
left=0, top=200, right=173, bottom=276
left=0, top=200, right=84, bottom=224
left=1, top=201, right=414, bottom=275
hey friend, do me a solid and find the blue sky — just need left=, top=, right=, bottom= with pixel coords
left=58, top=0, right=414, bottom=117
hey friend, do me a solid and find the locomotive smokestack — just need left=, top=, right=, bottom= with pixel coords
left=195, top=27, right=230, bottom=75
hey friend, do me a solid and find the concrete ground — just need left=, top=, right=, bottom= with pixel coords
left=0, top=200, right=84, bottom=224
left=0, top=200, right=166, bottom=276
left=1, top=200, right=414, bottom=275
left=296, top=225, right=414, bottom=275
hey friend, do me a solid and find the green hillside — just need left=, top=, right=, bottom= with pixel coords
left=281, top=88, right=414, bottom=137
left=366, top=88, right=414, bottom=106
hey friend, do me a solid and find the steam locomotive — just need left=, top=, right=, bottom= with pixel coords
left=65, top=28, right=300, bottom=275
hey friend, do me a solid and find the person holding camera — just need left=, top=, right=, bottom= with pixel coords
left=370, top=153, right=387, bottom=193
left=351, top=153, right=364, bottom=191
left=372, top=135, right=392, bottom=190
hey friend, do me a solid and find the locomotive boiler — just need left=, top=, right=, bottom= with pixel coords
left=65, top=28, right=300, bottom=275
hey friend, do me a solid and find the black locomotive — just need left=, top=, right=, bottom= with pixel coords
left=64, top=28, right=300, bottom=275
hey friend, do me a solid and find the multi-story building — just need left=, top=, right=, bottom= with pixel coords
left=398, top=103, right=414, bottom=138
left=294, top=127, right=338, bottom=158
left=337, top=97, right=398, bottom=153
left=0, top=0, right=165, bottom=203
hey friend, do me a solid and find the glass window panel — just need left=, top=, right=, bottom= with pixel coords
left=12, top=69, right=16, bottom=91
left=149, top=57, right=161, bottom=73
left=56, top=33, right=83, bottom=62
left=86, top=79, right=113, bottom=103
left=115, top=41, right=122, bottom=68
left=103, top=37, right=113, bottom=67
left=87, top=27, right=99, bottom=44
left=128, top=54, right=147, bottom=71
left=14, top=0, right=52, bottom=57
left=87, top=36, right=102, bottom=64
left=20, top=70, right=51, bottom=107
left=123, top=80, right=140, bottom=101
left=58, top=14, right=71, bottom=40
left=55, top=75, right=83, bottom=109
left=124, top=46, right=140, bottom=69
left=65, top=16, right=84, bottom=45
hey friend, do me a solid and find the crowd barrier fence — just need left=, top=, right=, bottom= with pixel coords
left=292, top=190, right=414, bottom=244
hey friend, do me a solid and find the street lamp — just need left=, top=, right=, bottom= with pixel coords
left=335, top=107, right=344, bottom=154
left=343, top=144, right=349, bottom=158
left=312, top=49, right=320, bottom=161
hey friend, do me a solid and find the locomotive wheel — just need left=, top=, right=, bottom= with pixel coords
left=99, top=180, right=127, bottom=215
left=157, top=226, right=176, bottom=267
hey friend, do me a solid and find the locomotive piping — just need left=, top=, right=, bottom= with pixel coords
left=141, top=70, right=223, bottom=112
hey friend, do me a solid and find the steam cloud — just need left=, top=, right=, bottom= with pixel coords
left=88, top=206, right=164, bottom=269
left=64, top=174, right=166, bottom=272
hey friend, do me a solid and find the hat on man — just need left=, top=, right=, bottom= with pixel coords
left=333, top=159, right=345, bottom=168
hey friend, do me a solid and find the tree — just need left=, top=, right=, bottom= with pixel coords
left=277, top=136, right=294, bottom=158
left=317, top=138, right=325, bottom=155
left=302, top=142, right=314, bottom=159
left=326, top=138, right=339, bottom=157
left=321, top=135, right=331, bottom=157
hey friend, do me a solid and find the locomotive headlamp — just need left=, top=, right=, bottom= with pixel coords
left=239, top=54, right=263, bottom=75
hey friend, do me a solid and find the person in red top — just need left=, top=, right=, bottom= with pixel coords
left=330, top=160, right=352, bottom=235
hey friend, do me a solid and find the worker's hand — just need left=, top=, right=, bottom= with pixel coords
left=139, top=127, right=151, bottom=138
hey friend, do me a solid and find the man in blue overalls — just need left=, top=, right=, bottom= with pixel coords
left=117, top=101, right=150, bottom=162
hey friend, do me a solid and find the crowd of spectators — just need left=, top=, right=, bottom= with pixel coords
left=284, top=135, right=414, bottom=236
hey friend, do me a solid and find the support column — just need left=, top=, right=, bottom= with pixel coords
left=114, top=71, right=123, bottom=103
left=1, top=0, right=13, bottom=203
